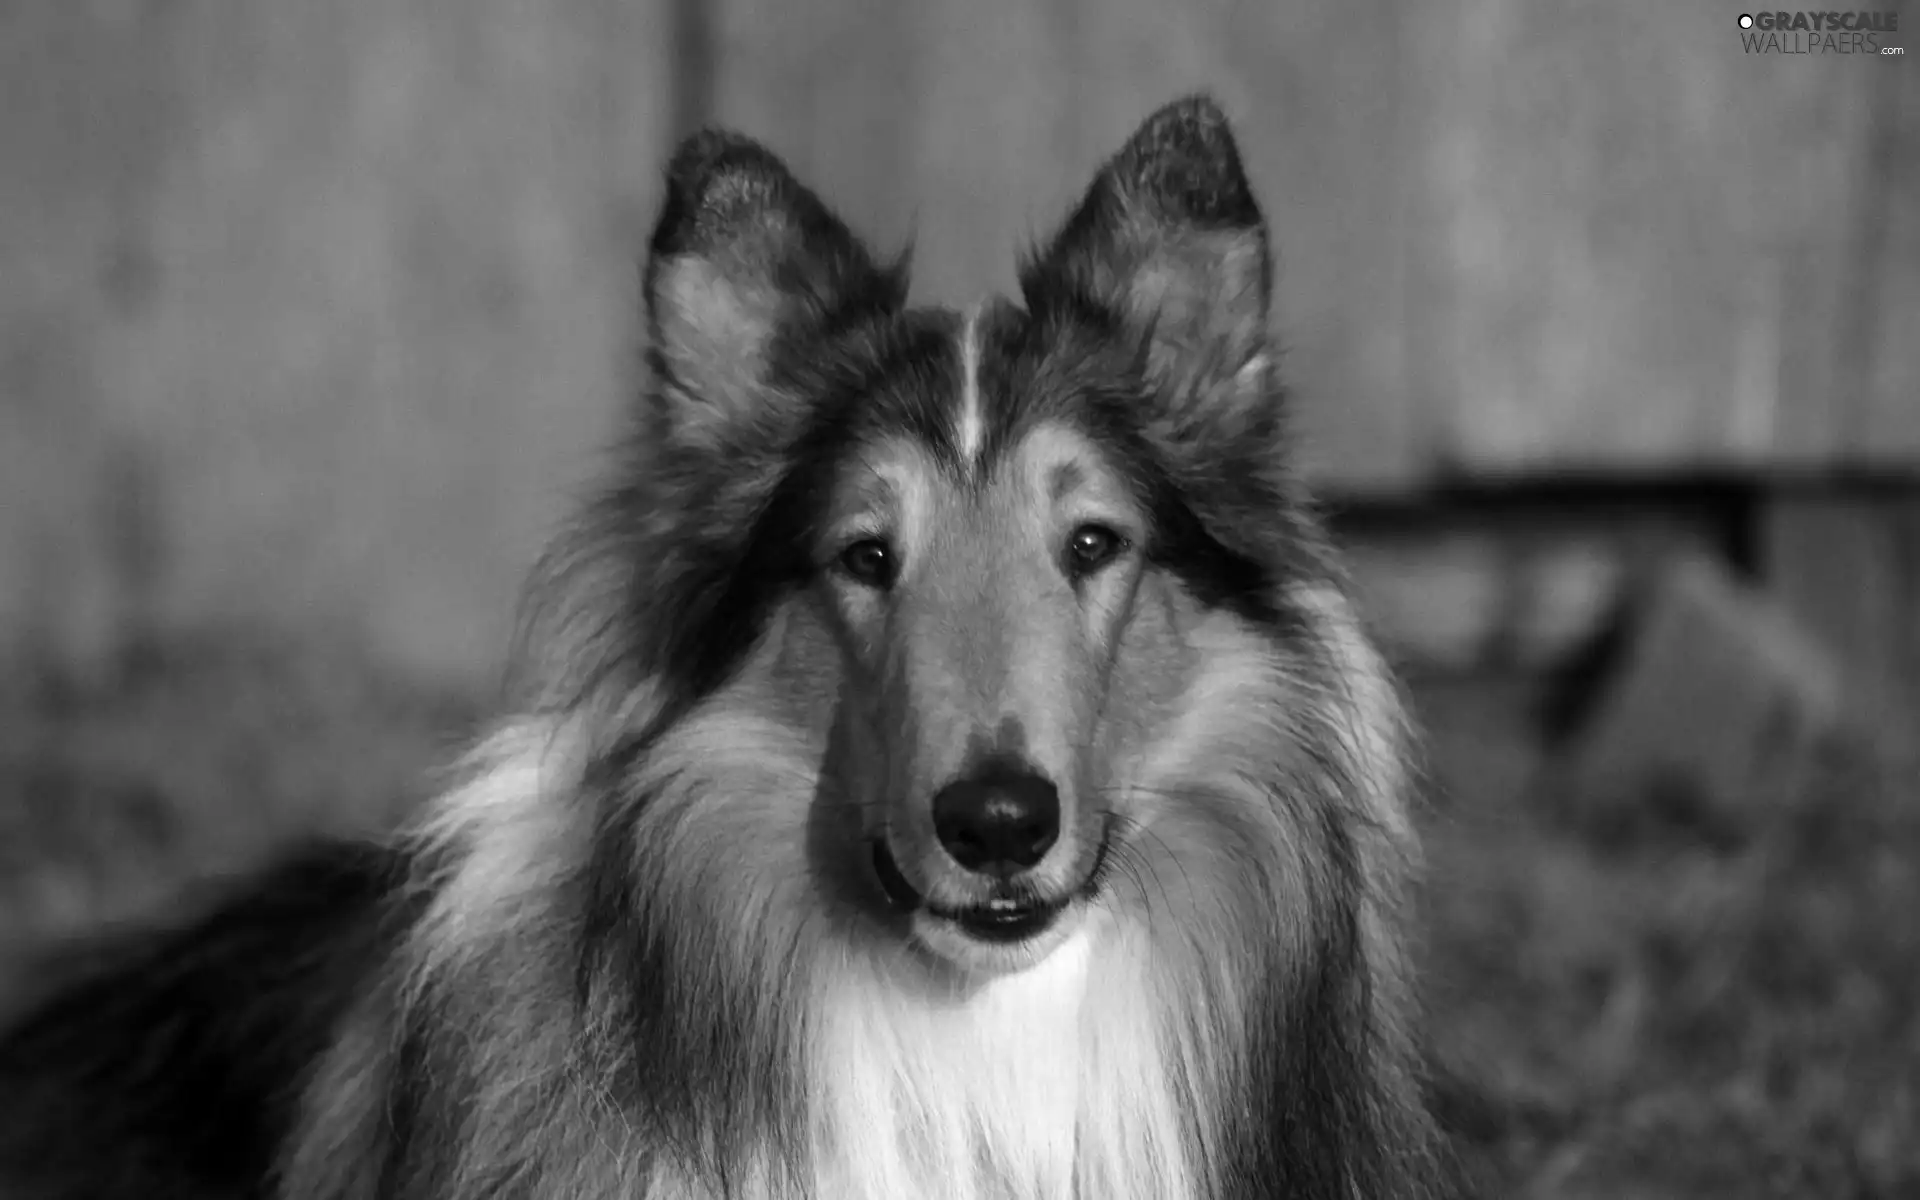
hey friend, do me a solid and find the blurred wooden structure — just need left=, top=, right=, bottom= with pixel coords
left=1, top=0, right=678, bottom=688
left=2, top=0, right=1917, bottom=694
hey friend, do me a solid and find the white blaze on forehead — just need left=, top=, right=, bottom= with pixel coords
left=955, top=305, right=985, bottom=466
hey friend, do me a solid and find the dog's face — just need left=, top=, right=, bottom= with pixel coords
left=609, top=97, right=1324, bottom=978
left=814, top=374, right=1158, bottom=971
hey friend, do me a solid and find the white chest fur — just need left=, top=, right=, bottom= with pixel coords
left=807, top=928, right=1201, bottom=1200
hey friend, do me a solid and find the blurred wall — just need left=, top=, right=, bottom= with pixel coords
left=1, top=0, right=673, bottom=688
left=3, top=0, right=1917, bottom=688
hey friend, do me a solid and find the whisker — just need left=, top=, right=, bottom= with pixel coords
left=1131, top=824, right=1197, bottom=918
left=1102, top=811, right=1189, bottom=924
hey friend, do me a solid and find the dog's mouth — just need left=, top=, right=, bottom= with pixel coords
left=870, top=836, right=1109, bottom=945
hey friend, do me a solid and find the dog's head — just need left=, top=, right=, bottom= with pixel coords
left=568, top=96, right=1339, bottom=978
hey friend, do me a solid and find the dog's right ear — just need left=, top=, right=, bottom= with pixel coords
left=642, top=130, right=906, bottom=449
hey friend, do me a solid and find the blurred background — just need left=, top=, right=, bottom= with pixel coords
left=1, top=1, right=1916, bottom=1195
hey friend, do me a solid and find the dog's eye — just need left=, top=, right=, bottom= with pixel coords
left=1064, top=524, right=1127, bottom=578
left=838, top=538, right=897, bottom=589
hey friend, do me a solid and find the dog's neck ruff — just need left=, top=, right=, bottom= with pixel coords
left=808, top=923, right=1199, bottom=1200
left=636, top=919, right=1207, bottom=1200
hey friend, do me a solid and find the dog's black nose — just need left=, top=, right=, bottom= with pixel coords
left=932, top=767, right=1061, bottom=876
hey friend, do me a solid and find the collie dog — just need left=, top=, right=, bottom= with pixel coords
left=0, top=95, right=1460, bottom=1199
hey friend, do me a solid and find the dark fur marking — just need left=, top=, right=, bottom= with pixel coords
left=0, top=844, right=414, bottom=1200
left=968, top=301, right=1298, bottom=630
left=657, top=310, right=964, bottom=701
left=571, top=748, right=811, bottom=1188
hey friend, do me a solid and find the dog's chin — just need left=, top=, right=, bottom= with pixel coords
left=910, top=903, right=1087, bottom=976
left=871, top=839, right=1107, bottom=977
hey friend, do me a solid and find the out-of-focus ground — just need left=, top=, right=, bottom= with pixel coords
left=1420, top=676, right=1920, bottom=1199
left=0, top=633, right=1912, bottom=1198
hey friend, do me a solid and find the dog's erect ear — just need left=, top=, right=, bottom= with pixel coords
left=1022, top=95, right=1275, bottom=429
left=643, top=130, right=906, bottom=448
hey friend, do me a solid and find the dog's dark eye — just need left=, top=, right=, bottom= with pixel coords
left=1064, top=524, right=1126, bottom=578
left=838, top=538, right=897, bottom=589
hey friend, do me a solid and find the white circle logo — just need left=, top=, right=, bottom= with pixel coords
left=1738, top=13, right=1754, bottom=28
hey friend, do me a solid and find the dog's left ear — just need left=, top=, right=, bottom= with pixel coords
left=1022, top=95, right=1275, bottom=432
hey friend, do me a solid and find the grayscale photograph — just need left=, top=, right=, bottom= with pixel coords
left=0, top=3, right=1914, bottom=1197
